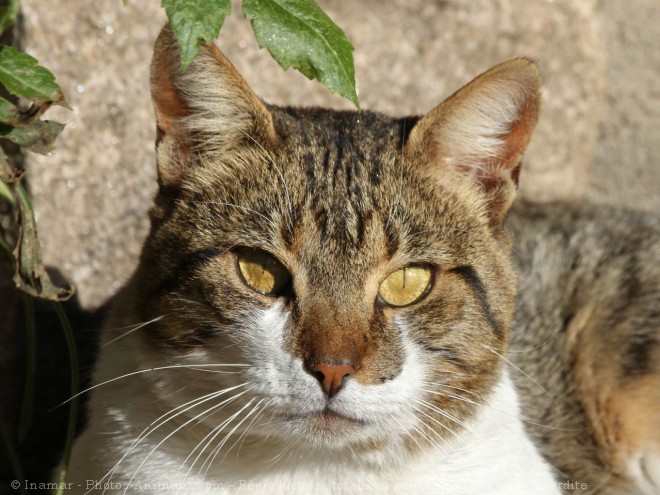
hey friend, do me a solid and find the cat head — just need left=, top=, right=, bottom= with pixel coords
left=121, top=26, right=540, bottom=461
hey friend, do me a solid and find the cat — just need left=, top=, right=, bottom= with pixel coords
left=67, top=25, right=659, bottom=494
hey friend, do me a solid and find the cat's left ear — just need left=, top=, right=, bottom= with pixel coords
left=406, top=58, right=541, bottom=224
left=150, top=25, right=277, bottom=188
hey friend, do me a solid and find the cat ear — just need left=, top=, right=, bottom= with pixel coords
left=407, top=58, right=541, bottom=224
left=150, top=25, right=276, bottom=187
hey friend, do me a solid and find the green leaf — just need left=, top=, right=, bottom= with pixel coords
left=12, top=184, right=75, bottom=301
left=0, top=46, right=66, bottom=106
left=162, top=0, right=231, bottom=67
left=0, top=95, right=21, bottom=123
left=0, top=178, right=13, bottom=205
left=0, top=120, right=65, bottom=154
left=243, top=0, right=359, bottom=108
left=0, top=0, right=20, bottom=36
left=0, top=146, right=15, bottom=203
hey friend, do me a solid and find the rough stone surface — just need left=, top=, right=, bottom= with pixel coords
left=18, top=0, right=658, bottom=309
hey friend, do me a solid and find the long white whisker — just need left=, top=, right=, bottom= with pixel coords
left=400, top=409, right=451, bottom=454
left=421, top=388, right=482, bottom=407
left=413, top=398, right=470, bottom=432
left=178, top=396, right=261, bottom=480
left=481, top=344, right=554, bottom=400
left=102, top=315, right=167, bottom=347
left=218, top=399, right=268, bottom=463
left=230, top=399, right=271, bottom=458
left=200, top=398, right=261, bottom=477
left=55, top=364, right=249, bottom=408
left=411, top=402, right=464, bottom=441
left=97, top=384, right=248, bottom=492
left=123, top=389, right=251, bottom=494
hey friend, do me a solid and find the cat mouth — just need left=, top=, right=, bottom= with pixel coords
left=283, top=408, right=368, bottom=429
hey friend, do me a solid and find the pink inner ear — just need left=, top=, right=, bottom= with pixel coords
left=497, top=96, right=540, bottom=183
left=151, top=44, right=191, bottom=138
left=456, top=82, right=541, bottom=196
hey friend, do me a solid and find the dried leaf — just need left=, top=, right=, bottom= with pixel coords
left=0, top=120, right=65, bottom=155
left=12, top=185, right=74, bottom=301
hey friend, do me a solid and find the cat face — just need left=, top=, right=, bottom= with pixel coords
left=120, top=27, right=540, bottom=460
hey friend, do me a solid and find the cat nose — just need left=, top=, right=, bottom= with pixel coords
left=307, top=362, right=356, bottom=398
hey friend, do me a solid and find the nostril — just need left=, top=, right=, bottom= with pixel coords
left=306, top=362, right=357, bottom=398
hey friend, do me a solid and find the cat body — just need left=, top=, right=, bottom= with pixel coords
left=68, top=26, right=659, bottom=494
left=508, top=202, right=660, bottom=494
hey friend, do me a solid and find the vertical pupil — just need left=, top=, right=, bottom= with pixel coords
left=402, top=267, right=407, bottom=289
left=260, top=255, right=267, bottom=275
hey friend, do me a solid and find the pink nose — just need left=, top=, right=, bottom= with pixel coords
left=309, top=363, right=356, bottom=398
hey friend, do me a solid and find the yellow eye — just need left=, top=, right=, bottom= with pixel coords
left=378, top=265, right=433, bottom=307
left=237, top=249, right=291, bottom=296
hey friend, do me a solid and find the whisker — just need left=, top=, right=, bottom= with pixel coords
left=123, top=388, right=252, bottom=492
left=200, top=398, right=262, bottom=477
left=217, top=399, right=268, bottom=464
left=103, top=315, right=167, bottom=347
left=481, top=344, right=555, bottom=401
left=178, top=396, right=261, bottom=480
left=231, top=399, right=272, bottom=457
left=410, top=402, right=464, bottom=441
left=413, top=398, right=470, bottom=432
left=55, top=363, right=249, bottom=408
left=99, top=384, right=248, bottom=490
left=400, top=409, right=451, bottom=454
left=421, top=388, right=482, bottom=407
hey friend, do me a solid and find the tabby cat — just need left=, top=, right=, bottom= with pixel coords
left=68, top=26, right=660, bottom=494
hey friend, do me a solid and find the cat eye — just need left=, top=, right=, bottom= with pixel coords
left=236, top=248, right=291, bottom=296
left=378, top=264, right=433, bottom=307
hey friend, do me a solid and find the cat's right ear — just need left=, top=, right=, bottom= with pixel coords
left=406, top=58, right=541, bottom=225
left=150, top=25, right=276, bottom=188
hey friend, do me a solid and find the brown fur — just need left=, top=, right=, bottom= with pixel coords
left=508, top=201, right=660, bottom=494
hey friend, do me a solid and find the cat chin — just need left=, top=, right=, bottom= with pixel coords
left=268, top=411, right=386, bottom=451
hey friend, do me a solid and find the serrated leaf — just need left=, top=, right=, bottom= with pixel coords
left=163, top=0, right=231, bottom=67
left=243, top=0, right=359, bottom=108
left=0, top=0, right=19, bottom=36
left=12, top=184, right=74, bottom=301
left=0, top=120, right=65, bottom=154
left=0, top=46, right=66, bottom=106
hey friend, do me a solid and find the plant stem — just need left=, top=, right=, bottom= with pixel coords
left=53, top=302, right=79, bottom=495
left=18, top=293, right=36, bottom=444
